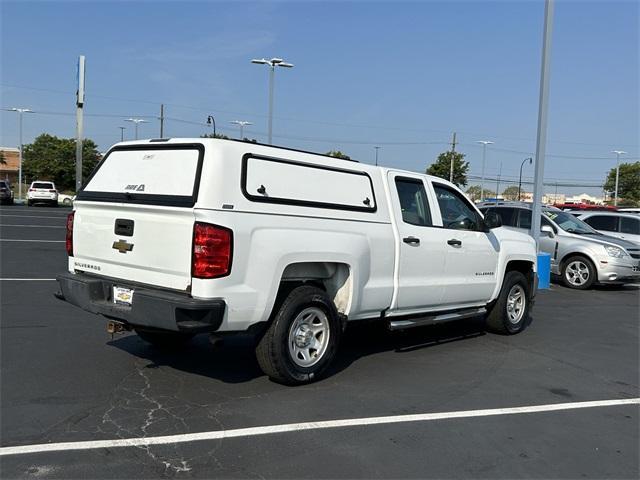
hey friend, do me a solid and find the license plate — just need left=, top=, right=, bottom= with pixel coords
left=113, top=286, right=134, bottom=305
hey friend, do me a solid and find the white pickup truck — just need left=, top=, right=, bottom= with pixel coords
left=57, top=138, right=538, bottom=384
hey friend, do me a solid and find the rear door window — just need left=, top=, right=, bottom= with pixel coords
left=78, top=144, right=204, bottom=207
left=621, top=217, right=640, bottom=235
left=583, top=215, right=618, bottom=232
left=395, top=178, right=432, bottom=226
left=517, top=209, right=532, bottom=229
left=494, top=207, right=517, bottom=227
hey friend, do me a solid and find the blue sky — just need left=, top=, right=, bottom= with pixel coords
left=1, top=0, right=638, bottom=195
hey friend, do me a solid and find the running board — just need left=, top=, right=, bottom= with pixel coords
left=388, top=307, right=487, bottom=331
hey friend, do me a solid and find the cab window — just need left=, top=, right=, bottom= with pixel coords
left=395, top=178, right=432, bottom=227
left=433, top=185, right=480, bottom=230
left=518, top=209, right=532, bottom=229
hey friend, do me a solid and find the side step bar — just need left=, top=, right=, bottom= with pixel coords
left=388, top=307, right=486, bottom=331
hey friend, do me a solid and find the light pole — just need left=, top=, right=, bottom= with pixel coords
left=374, top=146, right=381, bottom=166
left=251, top=57, right=294, bottom=144
left=518, top=157, right=533, bottom=201
left=125, top=118, right=148, bottom=140
left=10, top=107, right=33, bottom=200
left=207, top=115, right=216, bottom=136
left=118, top=127, right=126, bottom=142
left=611, top=150, right=626, bottom=206
left=230, top=120, right=252, bottom=140
left=476, top=140, right=494, bottom=201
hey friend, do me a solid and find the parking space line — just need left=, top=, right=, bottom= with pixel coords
left=1, top=224, right=65, bottom=228
left=0, top=398, right=637, bottom=457
left=0, top=278, right=56, bottom=281
left=0, top=239, right=65, bottom=243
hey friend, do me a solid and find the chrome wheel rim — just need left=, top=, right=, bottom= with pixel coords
left=288, top=307, right=330, bottom=368
left=565, top=260, right=590, bottom=286
left=506, top=284, right=526, bottom=324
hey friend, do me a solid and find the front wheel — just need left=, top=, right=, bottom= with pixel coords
left=485, top=270, right=532, bottom=335
left=256, top=285, right=341, bottom=385
left=562, top=255, right=596, bottom=290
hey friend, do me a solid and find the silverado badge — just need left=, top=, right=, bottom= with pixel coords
left=112, top=239, right=134, bottom=254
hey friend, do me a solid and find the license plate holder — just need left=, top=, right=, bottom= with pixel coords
left=113, top=286, right=134, bottom=305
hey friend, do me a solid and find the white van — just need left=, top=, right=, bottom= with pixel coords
left=57, top=138, right=538, bottom=384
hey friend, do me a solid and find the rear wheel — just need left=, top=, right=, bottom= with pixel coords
left=486, top=270, right=532, bottom=335
left=562, top=255, right=596, bottom=290
left=135, top=329, right=195, bottom=349
left=256, top=285, right=341, bottom=385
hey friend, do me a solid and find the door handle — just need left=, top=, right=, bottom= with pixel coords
left=447, top=239, right=462, bottom=246
left=403, top=236, right=420, bottom=245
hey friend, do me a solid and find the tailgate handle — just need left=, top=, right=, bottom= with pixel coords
left=114, top=219, right=134, bottom=237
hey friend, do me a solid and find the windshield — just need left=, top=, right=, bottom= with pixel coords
left=543, top=210, right=599, bottom=234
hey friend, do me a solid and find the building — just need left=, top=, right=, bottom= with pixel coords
left=565, top=193, right=604, bottom=205
left=0, top=147, right=20, bottom=185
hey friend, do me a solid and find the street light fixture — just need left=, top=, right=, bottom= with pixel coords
left=476, top=140, right=494, bottom=201
left=230, top=120, right=252, bottom=140
left=207, top=115, right=216, bottom=137
left=611, top=150, right=627, bottom=206
left=124, top=118, right=148, bottom=140
left=251, top=57, right=294, bottom=144
left=518, top=157, right=533, bottom=201
left=10, top=107, right=33, bottom=201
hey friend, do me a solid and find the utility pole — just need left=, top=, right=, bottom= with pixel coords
left=159, top=104, right=165, bottom=138
left=477, top=140, right=494, bottom=201
left=374, top=146, right=381, bottom=166
left=75, top=55, right=86, bottom=193
left=449, top=132, right=457, bottom=182
left=118, top=126, right=126, bottom=142
left=612, top=150, right=626, bottom=206
left=496, top=161, right=502, bottom=199
left=530, top=0, right=555, bottom=245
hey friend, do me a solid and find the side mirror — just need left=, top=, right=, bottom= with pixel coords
left=483, top=210, right=502, bottom=230
left=541, top=225, right=555, bottom=237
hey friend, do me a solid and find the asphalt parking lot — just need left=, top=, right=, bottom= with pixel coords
left=1, top=204, right=639, bottom=479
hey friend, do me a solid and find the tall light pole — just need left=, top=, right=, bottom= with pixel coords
left=118, top=127, right=126, bottom=142
left=10, top=107, right=33, bottom=200
left=518, top=157, right=533, bottom=201
left=251, top=57, right=294, bottom=144
left=125, top=118, right=148, bottom=140
left=476, top=140, right=494, bottom=201
left=230, top=120, right=252, bottom=140
left=374, top=146, right=381, bottom=166
left=611, top=150, right=626, bottom=206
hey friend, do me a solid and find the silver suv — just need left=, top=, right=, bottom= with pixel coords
left=479, top=202, right=640, bottom=289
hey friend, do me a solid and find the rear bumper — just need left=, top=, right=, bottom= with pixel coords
left=56, top=271, right=225, bottom=333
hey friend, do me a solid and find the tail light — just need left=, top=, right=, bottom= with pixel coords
left=29, top=188, right=35, bottom=192
left=66, top=211, right=75, bottom=256
left=192, top=222, right=233, bottom=279
left=49, top=189, right=56, bottom=193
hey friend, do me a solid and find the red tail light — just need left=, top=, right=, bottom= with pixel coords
left=66, top=212, right=75, bottom=256
left=49, top=189, right=56, bottom=193
left=192, top=222, right=233, bottom=279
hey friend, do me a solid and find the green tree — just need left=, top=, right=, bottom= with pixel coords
left=426, top=151, right=469, bottom=187
left=466, top=185, right=495, bottom=202
left=502, top=185, right=521, bottom=201
left=22, top=134, right=100, bottom=191
left=325, top=150, right=351, bottom=160
left=604, top=162, right=640, bottom=206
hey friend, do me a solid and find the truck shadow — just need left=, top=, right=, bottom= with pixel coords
left=107, top=317, right=487, bottom=385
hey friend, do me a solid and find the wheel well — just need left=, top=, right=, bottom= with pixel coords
left=278, top=262, right=352, bottom=315
left=505, top=260, right=535, bottom=284
left=559, top=252, right=595, bottom=270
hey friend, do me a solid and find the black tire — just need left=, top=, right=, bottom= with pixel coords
left=27, top=200, right=32, bottom=207
left=256, top=285, right=341, bottom=385
left=135, top=329, right=195, bottom=349
left=561, top=255, right=596, bottom=290
left=486, top=270, right=532, bottom=335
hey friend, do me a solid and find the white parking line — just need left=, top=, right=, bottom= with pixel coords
left=0, top=398, right=637, bottom=456
left=1, top=224, right=65, bottom=228
left=0, top=239, right=65, bottom=243
left=0, top=278, right=56, bottom=281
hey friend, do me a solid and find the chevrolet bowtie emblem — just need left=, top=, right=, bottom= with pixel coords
left=112, top=239, right=134, bottom=254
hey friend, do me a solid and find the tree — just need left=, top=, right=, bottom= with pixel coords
left=325, top=150, right=351, bottom=160
left=604, top=162, right=640, bottom=206
left=0, top=151, right=6, bottom=166
left=426, top=151, right=469, bottom=187
left=466, top=185, right=495, bottom=202
left=201, top=133, right=231, bottom=140
left=502, top=185, right=521, bottom=201
left=22, top=134, right=100, bottom=191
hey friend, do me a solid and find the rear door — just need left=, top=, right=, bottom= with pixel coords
left=72, top=143, right=204, bottom=291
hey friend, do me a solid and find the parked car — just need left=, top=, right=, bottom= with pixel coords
left=619, top=208, right=640, bottom=214
left=58, top=193, right=75, bottom=207
left=478, top=201, right=640, bottom=289
left=27, top=181, right=58, bottom=207
left=0, top=180, right=14, bottom=205
left=576, top=212, right=640, bottom=246
left=57, top=138, right=538, bottom=385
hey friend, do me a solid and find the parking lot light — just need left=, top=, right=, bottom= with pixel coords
left=124, top=118, right=148, bottom=140
left=476, top=140, right=494, bottom=201
left=611, top=150, right=627, bottom=206
left=9, top=107, right=33, bottom=201
left=251, top=57, right=294, bottom=144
